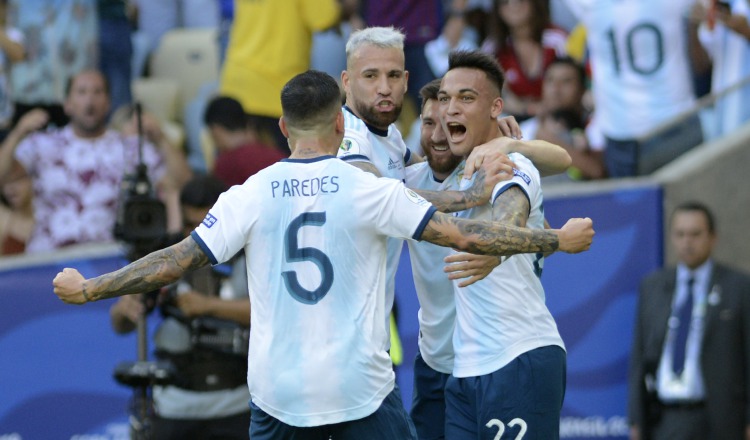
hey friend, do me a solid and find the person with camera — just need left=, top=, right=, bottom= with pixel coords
left=0, top=69, right=191, bottom=253
left=110, top=174, right=251, bottom=439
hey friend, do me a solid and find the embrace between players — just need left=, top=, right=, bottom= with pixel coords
left=54, top=27, right=594, bottom=440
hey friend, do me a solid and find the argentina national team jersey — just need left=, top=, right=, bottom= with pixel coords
left=338, top=106, right=412, bottom=346
left=191, top=156, right=436, bottom=427
left=450, top=153, right=564, bottom=378
left=404, top=161, right=465, bottom=374
left=564, top=0, right=696, bottom=138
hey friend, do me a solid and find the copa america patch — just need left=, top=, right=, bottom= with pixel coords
left=202, top=213, right=218, bottom=228
left=404, top=188, right=430, bottom=206
left=513, top=168, right=531, bottom=185
left=339, top=138, right=357, bottom=152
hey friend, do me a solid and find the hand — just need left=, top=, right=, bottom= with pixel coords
left=112, top=294, right=146, bottom=323
left=444, top=253, right=502, bottom=287
left=463, top=137, right=517, bottom=179
left=175, top=291, right=212, bottom=318
left=15, top=109, right=49, bottom=137
left=52, top=268, right=87, bottom=304
left=556, top=218, right=594, bottom=253
left=497, top=115, right=523, bottom=140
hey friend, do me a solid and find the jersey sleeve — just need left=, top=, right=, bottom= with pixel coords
left=491, top=153, right=541, bottom=206
left=366, top=175, right=437, bottom=241
left=191, top=184, right=258, bottom=265
left=337, top=126, right=374, bottom=164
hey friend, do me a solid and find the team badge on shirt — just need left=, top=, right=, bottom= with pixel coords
left=202, top=213, right=218, bottom=228
left=404, top=188, right=430, bottom=206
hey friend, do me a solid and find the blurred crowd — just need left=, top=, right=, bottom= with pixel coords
left=1, top=0, right=750, bottom=258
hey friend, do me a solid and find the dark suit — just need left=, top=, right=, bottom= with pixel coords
left=628, top=262, right=750, bottom=440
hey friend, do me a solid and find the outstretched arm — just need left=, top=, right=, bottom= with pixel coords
left=421, top=211, right=593, bottom=256
left=53, top=236, right=210, bottom=304
left=464, top=137, right=572, bottom=178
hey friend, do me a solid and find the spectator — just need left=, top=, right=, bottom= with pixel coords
left=628, top=201, right=750, bottom=440
left=0, top=0, right=24, bottom=141
left=521, top=56, right=606, bottom=182
left=110, top=174, right=251, bottom=440
left=563, top=0, right=707, bottom=177
left=0, top=163, right=33, bottom=256
left=97, top=0, right=133, bottom=115
left=481, top=0, right=568, bottom=120
left=696, top=0, right=750, bottom=138
left=203, top=96, right=287, bottom=188
left=8, top=0, right=98, bottom=128
left=0, top=69, right=191, bottom=253
left=219, top=0, right=351, bottom=150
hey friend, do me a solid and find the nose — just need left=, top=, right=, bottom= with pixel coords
left=432, top=121, right=448, bottom=144
left=376, top=76, right=391, bottom=96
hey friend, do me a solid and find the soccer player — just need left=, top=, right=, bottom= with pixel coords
left=438, top=50, right=573, bottom=439
left=407, top=78, right=578, bottom=439
left=53, top=70, right=594, bottom=440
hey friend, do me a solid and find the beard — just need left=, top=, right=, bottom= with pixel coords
left=353, top=100, right=402, bottom=130
left=423, top=145, right=463, bottom=176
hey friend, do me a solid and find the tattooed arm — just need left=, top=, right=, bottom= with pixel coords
left=348, top=160, right=383, bottom=177
left=53, top=236, right=210, bottom=305
left=421, top=211, right=594, bottom=256
left=413, top=155, right=514, bottom=212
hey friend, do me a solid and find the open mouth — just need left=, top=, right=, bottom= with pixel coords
left=446, top=122, right=467, bottom=142
left=376, top=101, right=394, bottom=112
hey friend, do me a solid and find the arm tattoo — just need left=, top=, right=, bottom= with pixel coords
left=87, top=236, right=210, bottom=301
left=492, top=186, right=529, bottom=227
left=421, top=212, right=559, bottom=256
left=413, top=169, right=490, bottom=213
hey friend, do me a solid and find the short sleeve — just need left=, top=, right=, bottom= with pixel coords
left=337, top=129, right=374, bottom=163
left=192, top=185, right=256, bottom=265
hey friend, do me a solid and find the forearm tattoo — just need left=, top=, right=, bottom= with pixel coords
left=422, top=212, right=559, bottom=256
left=414, top=169, right=490, bottom=213
left=87, top=237, right=210, bottom=301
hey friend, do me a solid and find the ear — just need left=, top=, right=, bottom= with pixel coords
left=341, top=70, right=350, bottom=92
left=278, top=116, right=289, bottom=138
left=490, top=96, right=504, bottom=120
left=404, top=70, right=410, bottom=93
left=335, top=110, right=345, bottom=134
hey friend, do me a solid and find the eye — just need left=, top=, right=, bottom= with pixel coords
left=438, top=96, right=449, bottom=103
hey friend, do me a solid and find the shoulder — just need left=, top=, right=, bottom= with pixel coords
left=713, top=263, right=750, bottom=287
left=640, top=268, right=674, bottom=291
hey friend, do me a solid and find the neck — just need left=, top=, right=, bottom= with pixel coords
left=289, top=136, right=339, bottom=159
left=71, top=125, right=107, bottom=139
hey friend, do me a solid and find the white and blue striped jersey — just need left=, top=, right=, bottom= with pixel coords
left=564, top=0, right=696, bottom=139
left=699, top=0, right=750, bottom=137
left=192, top=155, right=436, bottom=427
left=451, top=153, right=564, bottom=378
left=404, top=161, right=466, bottom=374
left=338, top=106, right=413, bottom=346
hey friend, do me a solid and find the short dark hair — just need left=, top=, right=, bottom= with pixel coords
left=65, top=70, right=110, bottom=98
left=547, top=56, right=587, bottom=90
left=204, top=96, right=248, bottom=131
left=447, top=50, right=505, bottom=96
left=180, top=174, right=227, bottom=208
left=419, top=78, right=442, bottom=111
left=281, top=70, right=341, bottom=131
left=672, top=201, right=716, bottom=233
